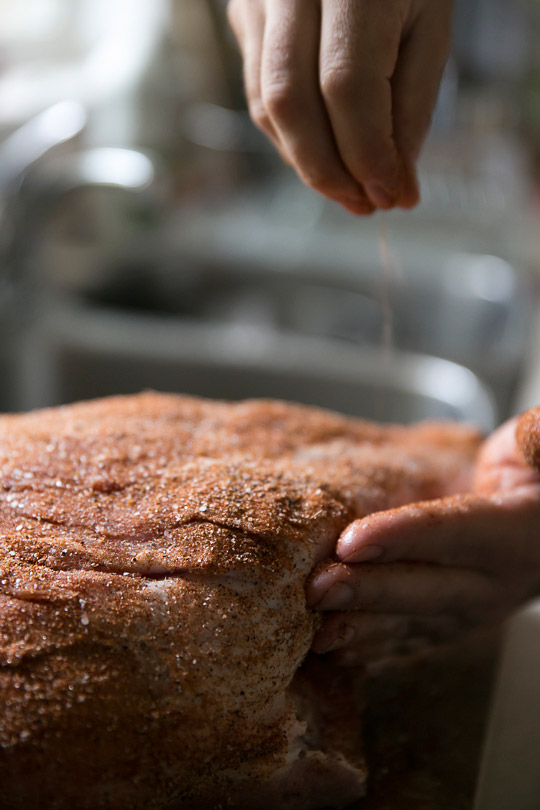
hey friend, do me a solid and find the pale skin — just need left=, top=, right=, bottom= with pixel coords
left=306, top=416, right=540, bottom=658
left=227, top=0, right=454, bottom=213
left=228, top=1, right=540, bottom=656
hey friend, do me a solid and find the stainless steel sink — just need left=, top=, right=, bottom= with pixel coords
left=10, top=150, right=534, bottom=429
left=71, top=226, right=532, bottom=421
left=20, top=299, right=497, bottom=432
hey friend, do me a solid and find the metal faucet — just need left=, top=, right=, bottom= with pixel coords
left=0, top=103, right=158, bottom=411
left=0, top=101, right=86, bottom=196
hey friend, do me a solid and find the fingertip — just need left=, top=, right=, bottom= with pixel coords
left=305, top=571, right=332, bottom=609
left=339, top=198, right=376, bottom=216
left=396, top=160, right=420, bottom=209
left=314, top=582, right=354, bottom=611
left=360, top=152, right=413, bottom=210
left=397, top=183, right=420, bottom=209
left=306, top=565, right=353, bottom=610
left=337, top=524, right=360, bottom=555
left=364, top=181, right=400, bottom=210
left=337, top=521, right=371, bottom=560
left=354, top=152, right=402, bottom=210
left=337, top=516, right=387, bottom=562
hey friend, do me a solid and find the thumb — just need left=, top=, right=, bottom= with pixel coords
left=516, top=407, right=540, bottom=476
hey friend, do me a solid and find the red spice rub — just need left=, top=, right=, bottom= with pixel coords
left=0, top=392, right=481, bottom=809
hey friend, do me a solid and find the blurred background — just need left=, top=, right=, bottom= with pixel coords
left=1, top=0, right=540, bottom=431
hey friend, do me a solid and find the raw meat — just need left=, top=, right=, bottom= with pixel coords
left=0, top=393, right=481, bottom=809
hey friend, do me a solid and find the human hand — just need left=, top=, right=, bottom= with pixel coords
left=227, top=0, right=454, bottom=214
left=306, top=412, right=540, bottom=657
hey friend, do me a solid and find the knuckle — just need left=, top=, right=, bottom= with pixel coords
left=320, top=63, right=358, bottom=104
left=261, top=79, right=297, bottom=122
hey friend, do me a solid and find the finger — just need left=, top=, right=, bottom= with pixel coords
left=319, top=0, right=404, bottom=209
left=306, top=560, right=500, bottom=616
left=228, top=0, right=288, bottom=158
left=516, top=407, right=540, bottom=474
left=260, top=0, right=374, bottom=214
left=391, top=0, right=454, bottom=207
left=311, top=610, right=462, bottom=656
left=475, top=417, right=537, bottom=495
left=335, top=490, right=540, bottom=576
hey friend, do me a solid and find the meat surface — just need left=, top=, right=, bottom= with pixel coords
left=0, top=392, right=482, bottom=810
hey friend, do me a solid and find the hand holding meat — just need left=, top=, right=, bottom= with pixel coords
left=227, top=0, right=454, bottom=213
left=308, top=410, right=540, bottom=657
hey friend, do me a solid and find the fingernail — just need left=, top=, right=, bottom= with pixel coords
left=342, top=197, right=374, bottom=216
left=364, top=182, right=397, bottom=209
left=316, top=583, right=354, bottom=611
left=338, top=522, right=384, bottom=560
left=343, top=544, right=384, bottom=564
left=398, top=163, right=420, bottom=208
